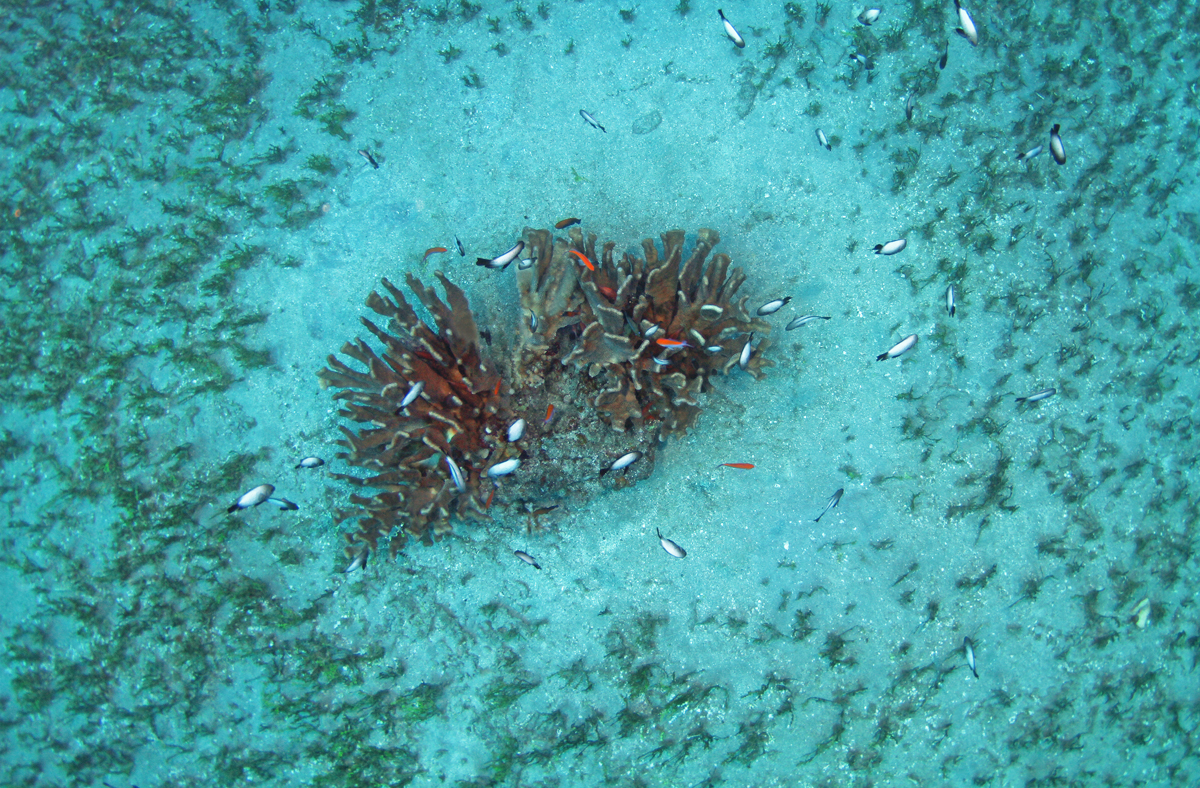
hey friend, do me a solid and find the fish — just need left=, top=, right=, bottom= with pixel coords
left=343, top=545, right=369, bottom=573
left=650, top=355, right=670, bottom=368
left=1015, top=387, right=1056, bottom=404
left=527, top=310, right=538, bottom=331
left=905, top=92, right=915, bottom=122
left=720, top=463, right=755, bottom=469
left=598, top=285, right=617, bottom=300
left=568, top=249, right=595, bottom=271
left=1131, top=597, right=1151, bottom=629
left=579, top=109, right=606, bottom=132
left=507, top=418, right=526, bottom=442
left=655, top=338, right=691, bottom=348
left=963, top=637, right=978, bottom=677
left=657, top=528, right=687, bottom=558
left=858, top=8, right=881, bottom=25
left=514, top=550, right=541, bottom=569
left=946, top=284, right=957, bottom=317
left=518, top=257, right=535, bottom=270
left=954, top=0, right=978, bottom=46
left=850, top=53, right=874, bottom=70
left=358, top=149, right=379, bottom=169
left=816, top=129, right=831, bottom=151
left=543, top=404, right=555, bottom=424
left=487, top=458, right=521, bottom=478
left=476, top=240, right=525, bottom=270
left=739, top=334, right=754, bottom=371
left=445, top=456, right=466, bottom=492
left=717, top=9, right=745, bottom=48
left=455, top=235, right=466, bottom=256
left=423, top=246, right=448, bottom=263
left=601, top=451, right=644, bottom=477
left=786, top=314, right=831, bottom=330
left=874, top=239, right=907, bottom=255
left=399, top=380, right=424, bottom=409
left=1016, top=145, right=1043, bottom=161
left=555, top=217, right=581, bottom=229
left=227, top=483, right=274, bottom=513
left=705, top=345, right=724, bottom=353
left=877, top=334, right=918, bottom=361
left=643, top=323, right=661, bottom=338
left=1049, top=124, right=1066, bottom=165
left=296, top=456, right=324, bottom=469
left=938, top=44, right=949, bottom=70
left=757, top=297, right=792, bottom=316
left=267, top=497, right=299, bottom=511
left=813, top=487, right=844, bottom=522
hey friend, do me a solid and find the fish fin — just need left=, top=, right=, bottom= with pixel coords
left=876, top=353, right=888, bottom=361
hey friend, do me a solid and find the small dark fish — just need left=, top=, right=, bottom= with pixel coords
left=1049, top=124, right=1066, bottom=165
left=877, top=334, right=918, bottom=361
left=228, top=483, right=274, bottom=513
left=579, top=109, right=606, bottom=132
left=816, top=129, right=831, bottom=150
left=786, top=314, right=831, bottom=330
left=954, top=0, right=978, bottom=46
left=1016, top=388, right=1056, bottom=404
left=514, top=549, right=541, bottom=569
left=813, top=487, right=844, bottom=522
left=874, top=239, right=907, bottom=255
left=1016, top=145, right=1043, bottom=162
left=343, top=545, right=369, bottom=573
left=601, top=451, right=643, bottom=477
left=946, top=284, right=957, bottom=317
left=480, top=328, right=493, bottom=344
left=718, top=9, right=745, bottom=48
left=296, top=456, right=324, bottom=469
left=555, top=217, right=581, bottom=229
left=267, top=497, right=299, bottom=511
left=455, top=235, right=466, bottom=256
left=476, top=240, right=525, bottom=270
left=358, top=149, right=379, bottom=169
left=938, top=44, right=949, bottom=70
left=905, top=92, right=915, bottom=122
left=964, top=637, right=978, bottom=678
left=657, top=528, right=686, bottom=558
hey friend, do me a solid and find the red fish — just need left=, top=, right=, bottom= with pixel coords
left=543, top=404, right=555, bottom=424
left=720, top=463, right=755, bottom=469
left=555, top=217, right=581, bottom=229
left=598, top=285, right=617, bottom=301
left=423, top=246, right=448, bottom=263
left=656, top=338, right=691, bottom=348
left=568, top=249, right=595, bottom=271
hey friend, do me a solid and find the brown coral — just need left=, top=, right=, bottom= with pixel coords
left=320, top=227, right=773, bottom=563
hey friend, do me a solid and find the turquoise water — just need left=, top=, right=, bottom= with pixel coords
left=2, top=1, right=1198, bottom=785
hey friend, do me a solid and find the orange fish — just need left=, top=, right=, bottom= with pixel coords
left=720, top=463, right=755, bottom=469
left=656, top=338, right=691, bottom=348
left=485, top=488, right=495, bottom=510
left=543, top=404, right=555, bottom=424
left=493, top=380, right=502, bottom=396
left=423, top=246, right=448, bottom=262
left=568, top=249, right=595, bottom=271
left=555, top=217, right=581, bottom=229
left=598, top=285, right=617, bottom=300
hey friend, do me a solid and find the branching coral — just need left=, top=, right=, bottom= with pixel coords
left=320, top=227, right=773, bottom=562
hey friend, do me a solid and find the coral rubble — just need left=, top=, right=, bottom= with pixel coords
left=320, top=227, right=773, bottom=561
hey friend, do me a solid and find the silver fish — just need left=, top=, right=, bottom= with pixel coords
left=507, top=419, right=526, bottom=442
left=228, top=483, right=274, bottom=513
left=1016, top=145, right=1043, bottom=161
left=517, top=257, right=535, bottom=270
left=487, top=458, right=521, bottom=478
left=905, top=92, right=915, bottom=121
left=816, top=129, right=831, bottom=151
left=1049, top=124, right=1066, bottom=165
left=946, top=284, right=957, bottom=317
left=739, top=333, right=754, bottom=371
left=850, top=52, right=875, bottom=70
left=657, top=528, right=686, bottom=558
left=874, top=238, right=907, bottom=255
left=445, top=456, right=466, bottom=492
left=343, top=545, right=369, bottom=573
left=718, top=9, right=745, bottom=48
left=296, top=456, right=324, bottom=469
left=579, top=109, right=606, bottom=133
left=476, top=240, right=525, bottom=270
left=876, top=334, right=918, bottom=361
left=757, top=297, right=792, bottom=316
left=813, top=487, right=844, bottom=523
left=601, top=451, right=643, bottom=477
left=954, top=0, right=978, bottom=46
left=964, top=636, right=978, bottom=678
left=1015, top=388, right=1056, bottom=404
left=786, top=315, right=831, bottom=331
left=400, top=380, right=424, bottom=409
left=267, top=497, right=299, bottom=511
left=858, top=8, right=881, bottom=25
left=514, top=549, right=541, bottom=569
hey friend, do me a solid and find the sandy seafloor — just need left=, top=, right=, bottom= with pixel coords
left=1, top=0, right=1199, bottom=786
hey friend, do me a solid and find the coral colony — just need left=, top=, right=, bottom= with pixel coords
left=319, top=226, right=773, bottom=561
